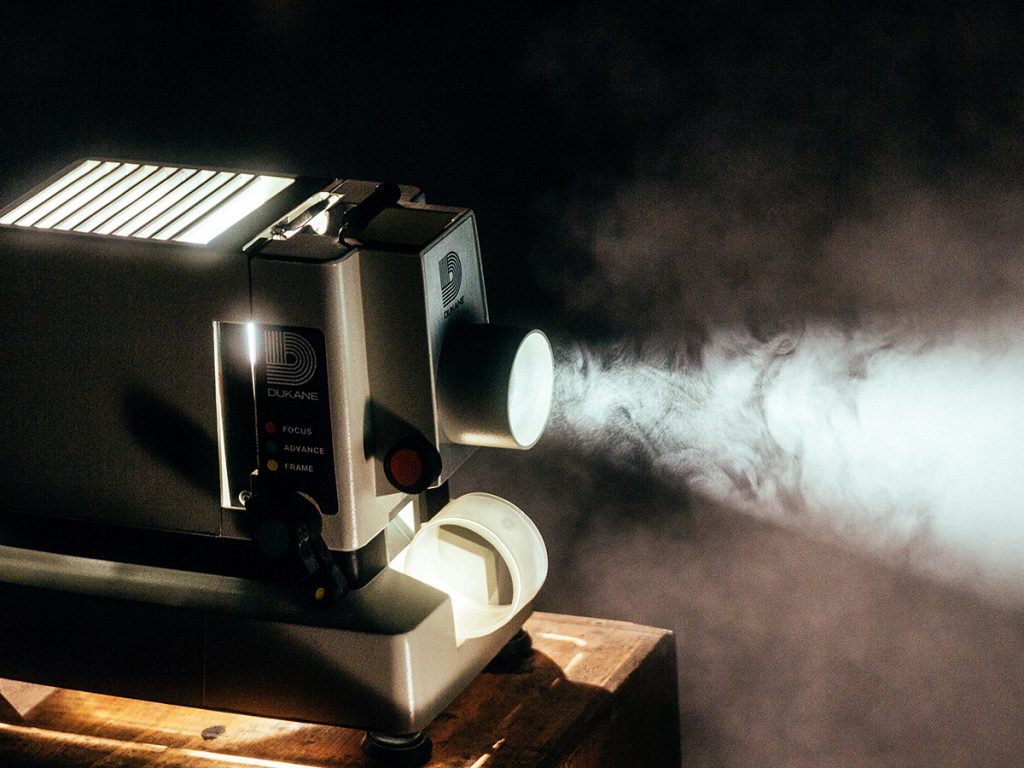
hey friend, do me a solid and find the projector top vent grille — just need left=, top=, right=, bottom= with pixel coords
left=0, top=159, right=294, bottom=245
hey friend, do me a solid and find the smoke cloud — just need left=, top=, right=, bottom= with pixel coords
left=508, top=176, right=1024, bottom=767
left=464, top=6, right=1024, bottom=766
left=526, top=105, right=1024, bottom=594
left=522, top=48, right=1024, bottom=596
left=551, top=311, right=1024, bottom=597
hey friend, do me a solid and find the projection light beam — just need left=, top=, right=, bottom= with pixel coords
left=552, top=316, right=1024, bottom=598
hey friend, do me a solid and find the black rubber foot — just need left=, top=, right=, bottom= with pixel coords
left=361, top=730, right=432, bottom=767
left=486, top=628, right=534, bottom=674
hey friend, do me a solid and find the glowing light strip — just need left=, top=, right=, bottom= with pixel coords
left=0, top=159, right=99, bottom=225
left=153, top=173, right=254, bottom=241
left=96, top=167, right=195, bottom=235
left=15, top=161, right=119, bottom=227
left=177, top=175, right=294, bottom=244
left=48, top=163, right=142, bottom=230
left=214, top=323, right=238, bottom=510
left=2, top=161, right=294, bottom=247
left=127, top=170, right=223, bottom=238
left=72, top=165, right=160, bottom=232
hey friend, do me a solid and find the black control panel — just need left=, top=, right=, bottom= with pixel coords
left=251, top=324, right=338, bottom=515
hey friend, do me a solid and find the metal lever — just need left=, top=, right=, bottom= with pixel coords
left=245, top=490, right=348, bottom=607
left=270, top=197, right=333, bottom=236
left=338, top=182, right=401, bottom=242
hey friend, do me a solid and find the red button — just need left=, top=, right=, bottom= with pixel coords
left=265, top=421, right=276, bottom=434
left=387, top=448, right=423, bottom=489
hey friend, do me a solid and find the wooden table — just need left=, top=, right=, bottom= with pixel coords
left=0, top=613, right=679, bottom=768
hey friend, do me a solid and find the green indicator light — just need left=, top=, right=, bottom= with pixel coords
left=266, top=440, right=278, bottom=453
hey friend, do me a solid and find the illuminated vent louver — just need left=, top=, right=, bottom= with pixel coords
left=0, top=160, right=293, bottom=245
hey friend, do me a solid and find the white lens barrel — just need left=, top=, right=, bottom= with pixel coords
left=437, top=325, right=554, bottom=449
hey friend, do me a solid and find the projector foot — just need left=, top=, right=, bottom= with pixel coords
left=486, top=628, right=534, bottom=673
left=361, top=730, right=432, bottom=767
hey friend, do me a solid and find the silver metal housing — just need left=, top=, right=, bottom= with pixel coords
left=0, top=158, right=548, bottom=735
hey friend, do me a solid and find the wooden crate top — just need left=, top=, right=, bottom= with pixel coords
left=0, top=613, right=678, bottom=768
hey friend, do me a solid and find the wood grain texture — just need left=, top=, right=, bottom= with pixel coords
left=0, top=613, right=679, bottom=768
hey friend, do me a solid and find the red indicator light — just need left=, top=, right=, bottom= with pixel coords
left=383, top=435, right=441, bottom=494
left=264, top=421, right=276, bottom=434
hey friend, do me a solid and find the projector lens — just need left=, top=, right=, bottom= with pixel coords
left=508, top=330, right=555, bottom=448
left=437, top=325, right=555, bottom=450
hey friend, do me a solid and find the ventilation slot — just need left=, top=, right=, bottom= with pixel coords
left=0, top=160, right=293, bottom=245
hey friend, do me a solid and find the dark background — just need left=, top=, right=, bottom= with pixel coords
left=2, top=3, right=1024, bottom=766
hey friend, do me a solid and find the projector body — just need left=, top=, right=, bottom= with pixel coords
left=0, top=160, right=550, bottom=735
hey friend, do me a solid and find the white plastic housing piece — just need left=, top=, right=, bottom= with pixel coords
left=437, top=325, right=555, bottom=449
left=395, top=493, right=548, bottom=643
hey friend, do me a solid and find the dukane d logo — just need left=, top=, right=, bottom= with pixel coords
left=439, top=251, right=462, bottom=306
left=265, top=330, right=317, bottom=387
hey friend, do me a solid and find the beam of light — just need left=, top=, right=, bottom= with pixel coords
left=551, top=314, right=1024, bottom=598
left=177, top=749, right=323, bottom=768
left=562, top=651, right=587, bottom=676
left=246, top=322, right=258, bottom=365
left=536, top=632, right=588, bottom=648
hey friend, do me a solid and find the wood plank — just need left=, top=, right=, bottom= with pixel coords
left=0, top=680, right=56, bottom=719
left=0, top=613, right=679, bottom=768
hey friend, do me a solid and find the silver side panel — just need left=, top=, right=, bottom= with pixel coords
left=360, top=214, right=486, bottom=490
left=0, top=229, right=249, bottom=534
left=249, top=252, right=406, bottom=550
left=249, top=213, right=486, bottom=550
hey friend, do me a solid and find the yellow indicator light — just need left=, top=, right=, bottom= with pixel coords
left=266, top=460, right=279, bottom=472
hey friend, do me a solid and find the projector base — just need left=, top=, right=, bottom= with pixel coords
left=0, top=614, right=680, bottom=768
left=0, top=543, right=528, bottom=734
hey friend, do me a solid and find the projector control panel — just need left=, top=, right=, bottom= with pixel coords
left=251, top=324, right=338, bottom=515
